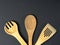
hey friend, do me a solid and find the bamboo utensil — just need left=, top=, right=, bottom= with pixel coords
left=35, top=23, right=56, bottom=45
left=4, top=21, right=27, bottom=45
left=25, top=15, right=36, bottom=45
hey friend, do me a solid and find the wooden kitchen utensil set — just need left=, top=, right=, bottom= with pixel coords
left=4, top=14, right=56, bottom=45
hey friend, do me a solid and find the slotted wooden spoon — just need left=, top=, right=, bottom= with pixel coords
left=25, top=15, right=36, bottom=45
left=35, top=23, right=56, bottom=45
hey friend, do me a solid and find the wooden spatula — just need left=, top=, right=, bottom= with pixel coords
left=25, top=15, right=36, bottom=45
left=35, top=23, right=56, bottom=45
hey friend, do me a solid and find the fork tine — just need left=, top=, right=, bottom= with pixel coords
left=10, top=21, right=13, bottom=26
left=4, top=26, right=10, bottom=34
left=6, top=23, right=10, bottom=29
left=8, top=22, right=12, bottom=27
left=6, top=25, right=9, bottom=29
left=4, top=26, right=8, bottom=30
left=11, top=21, right=16, bottom=25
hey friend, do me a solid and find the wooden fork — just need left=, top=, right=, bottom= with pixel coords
left=4, top=21, right=27, bottom=45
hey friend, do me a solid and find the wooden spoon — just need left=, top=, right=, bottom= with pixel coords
left=35, top=23, right=56, bottom=45
left=25, top=15, right=36, bottom=45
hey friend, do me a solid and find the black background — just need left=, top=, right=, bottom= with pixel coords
left=0, top=0, right=60, bottom=45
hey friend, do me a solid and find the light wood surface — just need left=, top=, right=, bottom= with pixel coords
left=35, top=23, right=56, bottom=45
left=4, top=21, right=27, bottom=45
left=25, top=15, right=36, bottom=45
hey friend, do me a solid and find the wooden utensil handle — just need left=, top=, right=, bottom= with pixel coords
left=28, top=36, right=32, bottom=45
left=13, top=32, right=27, bottom=45
left=35, top=43, right=41, bottom=45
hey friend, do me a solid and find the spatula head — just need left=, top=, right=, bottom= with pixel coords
left=35, top=23, right=56, bottom=45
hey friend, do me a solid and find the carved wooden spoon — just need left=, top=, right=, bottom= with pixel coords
left=25, top=15, right=36, bottom=45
